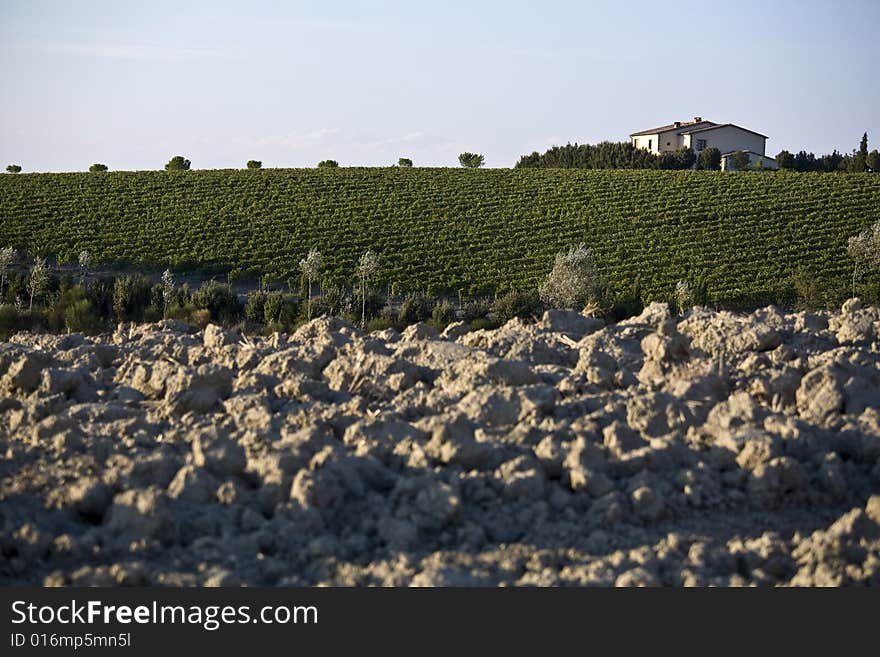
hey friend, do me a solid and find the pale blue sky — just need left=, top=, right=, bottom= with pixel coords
left=1, top=0, right=878, bottom=171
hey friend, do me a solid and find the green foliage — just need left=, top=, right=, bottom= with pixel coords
left=165, top=156, right=191, bottom=171
left=246, top=160, right=262, bottom=170
left=192, top=280, right=240, bottom=323
left=6, top=165, right=22, bottom=174
left=430, top=299, right=456, bottom=328
left=244, top=290, right=268, bottom=323
left=458, top=153, right=484, bottom=168
left=0, top=304, right=20, bottom=338
left=868, top=150, right=880, bottom=173
left=492, top=289, right=541, bottom=323
left=1, top=169, right=879, bottom=308
left=698, top=147, right=721, bottom=171
left=317, top=160, right=339, bottom=169
left=65, top=298, right=103, bottom=334
left=113, top=275, right=153, bottom=322
left=263, top=291, right=299, bottom=326
left=398, top=292, right=432, bottom=324
left=462, top=299, right=491, bottom=322
left=89, top=163, right=108, bottom=172
left=850, top=133, right=869, bottom=173
left=398, top=158, right=413, bottom=167
left=731, top=151, right=751, bottom=171
left=776, top=150, right=795, bottom=170
left=517, top=141, right=662, bottom=169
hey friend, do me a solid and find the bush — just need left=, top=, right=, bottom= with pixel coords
left=6, top=165, right=22, bottom=174
left=89, top=163, right=108, bottom=172
left=493, top=289, right=540, bottom=323
left=321, top=283, right=348, bottom=317
left=398, top=158, right=413, bottom=167
left=430, top=299, right=456, bottom=329
left=165, top=156, right=191, bottom=171
left=539, top=244, right=604, bottom=309
left=244, top=291, right=268, bottom=323
left=264, top=291, right=298, bottom=327
left=458, top=153, right=484, bottom=168
left=112, top=275, right=153, bottom=322
left=366, top=316, right=396, bottom=332
left=246, top=160, right=262, bottom=169
left=0, top=304, right=20, bottom=338
left=698, top=147, right=721, bottom=171
left=462, top=299, right=491, bottom=322
left=398, top=292, right=432, bottom=324
left=65, top=299, right=103, bottom=334
left=317, top=160, right=339, bottom=168
left=351, top=287, right=382, bottom=326
left=192, top=280, right=241, bottom=324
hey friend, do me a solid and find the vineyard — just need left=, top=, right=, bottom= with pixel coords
left=0, top=168, right=878, bottom=306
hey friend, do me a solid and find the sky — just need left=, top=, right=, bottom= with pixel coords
left=1, top=0, right=878, bottom=171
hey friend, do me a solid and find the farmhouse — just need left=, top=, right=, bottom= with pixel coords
left=630, top=117, right=777, bottom=170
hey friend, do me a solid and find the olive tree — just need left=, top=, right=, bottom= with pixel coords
left=356, top=249, right=379, bottom=328
left=299, top=247, right=322, bottom=319
left=246, top=160, right=262, bottom=169
left=847, top=221, right=880, bottom=298
left=89, top=163, right=108, bottom=172
left=27, top=256, right=49, bottom=312
left=165, top=156, right=191, bottom=171
left=0, top=246, right=16, bottom=298
left=398, top=158, right=413, bottom=167
left=539, top=244, right=603, bottom=310
left=6, top=164, right=22, bottom=174
left=78, top=250, right=91, bottom=281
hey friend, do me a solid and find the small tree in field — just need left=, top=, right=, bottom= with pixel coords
left=161, top=269, right=175, bottom=316
left=299, top=247, right=322, bottom=319
left=27, top=257, right=49, bottom=312
left=89, top=163, right=108, bottom=172
left=731, top=150, right=751, bottom=171
left=847, top=221, right=880, bottom=297
left=459, top=152, right=485, bottom=168
left=0, top=246, right=16, bottom=297
left=675, top=280, right=692, bottom=313
left=698, top=147, right=721, bottom=170
left=246, top=160, right=262, bottom=169
left=398, top=158, right=413, bottom=167
left=6, top=165, right=22, bottom=174
left=356, top=249, right=379, bottom=328
left=165, top=156, right=191, bottom=171
left=78, top=250, right=91, bottom=281
left=539, top=244, right=603, bottom=310
left=317, top=160, right=339, bottom=168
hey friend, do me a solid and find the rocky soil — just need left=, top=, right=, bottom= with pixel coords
left=1, top=299, right=879, bottom=586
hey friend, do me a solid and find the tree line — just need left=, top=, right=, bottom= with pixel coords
left=515, top=141, right=723, bottom=170
left=777, top=132, right=879, bottom=172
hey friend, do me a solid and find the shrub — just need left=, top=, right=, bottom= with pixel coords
left=246, top=160, right=262, bottom=169
left=89, top=163, right=108, bottom=172
left=398, top=292, right=432, bottom=324
left=458, top=153, right=484, bottom=168
left=352, top=287, right=382, bottom=326
left=493, top=289, right=540, bottom=323
left=0, top=304, right=19, bottom=338
left=6, top=165, right=22, bottom=174
left=698, top=147, right=721, bottom=171
left=190, top=308, right=211, bottom=328
left=430, top=299, right=456, bottom=329
left=264, top=291, right=299, bottom=327
left=539, top=244, right=604, bottom=309
left=165, top=156, right=191, bottom=171
left=398, top=158, right=413, bottom=167
left=321, top=283, right=348, bottom=317
left=366, top=316, right=396, bottom=332
left=65, top=299, right=103, bottom=334
left=192, top=280, right=240, bottom=324
left=317, top=160, right=339, bottom=168
left=244, top=291, right=268, bottom=323
left=731, top=150, right=751, bottom=171
left=462, top=299, right=491, bottom=322
left=112, top=275, right=152, bottom=322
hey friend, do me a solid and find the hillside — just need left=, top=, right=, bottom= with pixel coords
left=1, top=168, right=878, bottom=306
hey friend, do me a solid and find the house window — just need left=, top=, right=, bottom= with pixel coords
left=697, top=139, right=707, bottom=150
left=648, top=139, right=652, bottom=150
left=666, top=141, right=671, bottom=146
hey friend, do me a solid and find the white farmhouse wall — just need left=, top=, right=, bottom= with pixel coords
left=721, top=152, right=778, bottom=171
left=692, top=126, right=766, bottom=156
left=656, top=129, right=684, bottom=152
left=632, top=134, right=659, bottom=153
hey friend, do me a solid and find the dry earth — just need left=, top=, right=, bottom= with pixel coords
left=1, top=300, right=879, bottom=586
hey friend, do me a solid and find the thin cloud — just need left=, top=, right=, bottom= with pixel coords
left=22, top=40, right=235, bottom=62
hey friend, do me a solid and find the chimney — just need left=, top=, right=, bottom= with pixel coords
left=673, top=121, right=682, bottom=128
left=694, top=116, right=702, bottom=122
